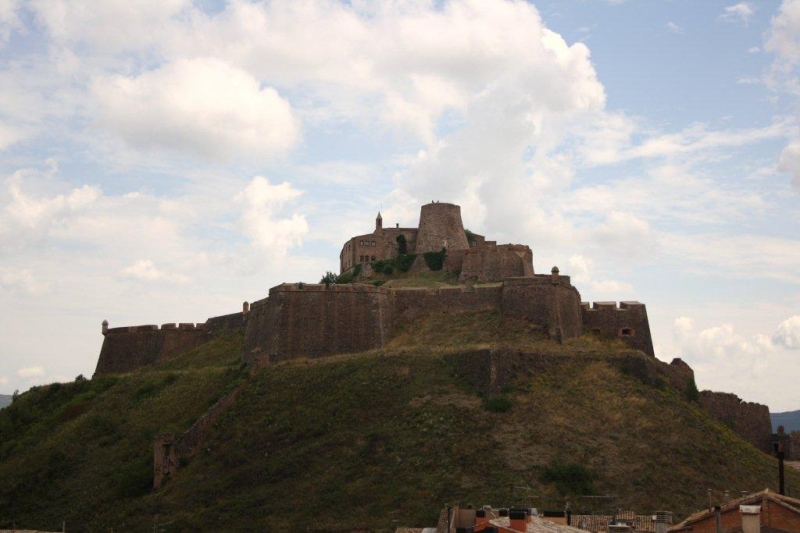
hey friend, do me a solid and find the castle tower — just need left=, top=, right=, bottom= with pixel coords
left=415, top=202, right=469, bottom=253
left=375, top=211, right=383, bottom=233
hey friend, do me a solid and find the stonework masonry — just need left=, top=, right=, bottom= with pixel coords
left=699, top=390, right=773, bottom=453
left=93, top=201, right=773, bottom=457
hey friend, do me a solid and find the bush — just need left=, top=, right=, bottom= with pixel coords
left=383, top=265, right=393, bottom=275
left=684, top=376, right=699, bottom=403
left=396, top=254, right=417, bottom=272
left=396, top=234, right=408, bottom=255
left=482, top=395, right=512, bottom=413
left=541, top=462, right=597, bottom=496
left=423, top=248, right=447, bottom=271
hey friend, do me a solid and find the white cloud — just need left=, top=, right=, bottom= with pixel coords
left=29, top=0, right=191, bottom=53
left=778, top=141, right=800, bottom=190
left=672, top=317, right=773, bottom=378
left=0, top=0, right=22, bottom=44
left=0, top=267, right=49, bottom=294
left=773, top=316, right=800, bottom=349
left=0, top=376, right=7, bottom=386
left=235, top=177, right=308, bottom=257
left=119, top=260, right=189, bottom=283
left=567, top=254, right=634, bottom=296
left=747, top=46, right=761, bottom=54
left=665, top=22, right=684, bottom=34
left=17, top=366, right=45, bottom=379
left=0, top=160, right=101, bottom=245
left=765, top=0, right=800, bottom=69
left=93, top=58, right=300, bottom=161
left=720, top=3, right=756, bottom=25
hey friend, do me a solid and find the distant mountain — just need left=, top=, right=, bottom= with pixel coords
left=771, top=410, right=800, bottom=432
left=0, top=394, right=11, bottom=409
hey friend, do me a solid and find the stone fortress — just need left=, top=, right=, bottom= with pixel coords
left=94, top=201, right=774, bottom=458
left=96, top=201, right=654, bottom=375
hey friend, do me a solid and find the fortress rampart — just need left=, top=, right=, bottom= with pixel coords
left=699, top=390, right=773, bottom=453
left=94, top=312, right=245, bottom=376
left=581, top=301, right=655, bottom=357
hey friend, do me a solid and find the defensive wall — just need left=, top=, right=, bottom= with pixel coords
left=94, top=312, right=245, bottom=376
left=581, top=301, right=655, bottom=358
left=699, top=390, right=773, bottom=453
left=241, top=273, right=646, bottom=365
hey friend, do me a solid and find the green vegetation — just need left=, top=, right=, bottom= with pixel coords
left=0, top=319, right=796, bottom=531
left=482, top=395, right=513, bottom=413
left=684, top=375, right=700, bottom=403
left=423, top=248, right=447, bottom=271
left=320, top=264, right=361, bottom=285
left=396, top=234, right=408, bottom=255
left=541, top=463, right=597, bottom=496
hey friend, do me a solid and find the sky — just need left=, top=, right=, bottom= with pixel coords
left=0, top=0, right=799, bottom=411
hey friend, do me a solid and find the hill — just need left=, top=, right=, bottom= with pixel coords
left=0, top=311, right=796, bottom=532
left=0, top=394, right=11, bottom=409
left=772, top=410, right=800, bottom=432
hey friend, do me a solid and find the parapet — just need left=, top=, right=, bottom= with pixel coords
left=581, top=301, right=654, bottom=357
left=581, top=301, right=645, bottom=311
left=104, top=322, right=207, bottom=334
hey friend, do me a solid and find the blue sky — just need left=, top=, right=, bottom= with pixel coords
left=1, top=0, right=799, bottom=411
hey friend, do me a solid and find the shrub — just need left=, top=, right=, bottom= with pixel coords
left=482, top=395, right=512, bottom=413
left=423, top=248, right=447, bottom=271
left=396, top=234, right=408, bottom=255
left=541, top=462, right=597, bottom=496
left=396, top=254, right=417, bottom=272
left=684, top=376, right=699, bottom=403
left=383, top=265, right=393, bottom=275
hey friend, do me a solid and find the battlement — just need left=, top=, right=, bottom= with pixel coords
left=269, top=282, right=387, bottom=295
left=581, top=301, right=645, bottom=311
left=104, top=322, right=208, bottom=334
left=581, top=300, right=654, bottom=357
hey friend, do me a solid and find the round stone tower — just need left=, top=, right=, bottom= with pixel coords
left=415, top=202, right=470, bottom=254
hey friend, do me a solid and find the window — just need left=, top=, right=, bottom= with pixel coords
left=372, top=241, right=376, bottom=246
left=620, top=328, right=634, bottom=337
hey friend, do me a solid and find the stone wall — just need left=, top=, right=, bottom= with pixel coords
left=415, top=202, right=469, bottom=254
left=459, top=244, right=534, bottom=282
left=94, top=324, right=209, bottom=375
left=241, top=275, right=591, bottom=365
left=500, top=275, right=583, bottom=340
left=95, top=312, right=247, bottom=376
left=581, top=301, right=655, bottom=357
left=699, top=390, right=772, bottom=453
left=243, top=283, right=393, bottom=364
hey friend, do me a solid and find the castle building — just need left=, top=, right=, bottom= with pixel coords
left=95, top=201, right=655, bottom=376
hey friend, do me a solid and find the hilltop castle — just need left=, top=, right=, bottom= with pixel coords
left=95, top=201, right=654, bottom=376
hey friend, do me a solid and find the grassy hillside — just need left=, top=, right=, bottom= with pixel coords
left=0, top=314, right=796, bottom=532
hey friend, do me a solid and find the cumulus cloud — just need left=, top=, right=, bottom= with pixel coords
left=719, top=3, right=756, bottom=25
left=93, top=58, right=300, bottom=161
left=0, top=0, right=22, bottom=44
left=119, top=260, right=189, bottom=283
left=0, top=160, right=101, bottom=245
left=778, top=141, right=800, bottom=190
left=665, top=22, right=684, bottom=34
left=17, top=366, right=45, bottom=379
left=765, top=0, right=800, bottom=70
left=29, top=0, right=191, bottom=53
left=567, top=254, right=634, bottom=296
left=235, top=177, right=308, bottom=257
left=671, top=317, right=773, bottom=385
left=0, top=267, right=49, bottom=294
left=773, top=316, right=800, bottom=349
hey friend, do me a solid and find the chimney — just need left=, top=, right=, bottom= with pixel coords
left=509, top=509, right=527, bottom=531
left=654, top=511, right=671, bottom=533
left=475, top=509, right=487, bottom=527
left=740, top=505, right=761, bottom=533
